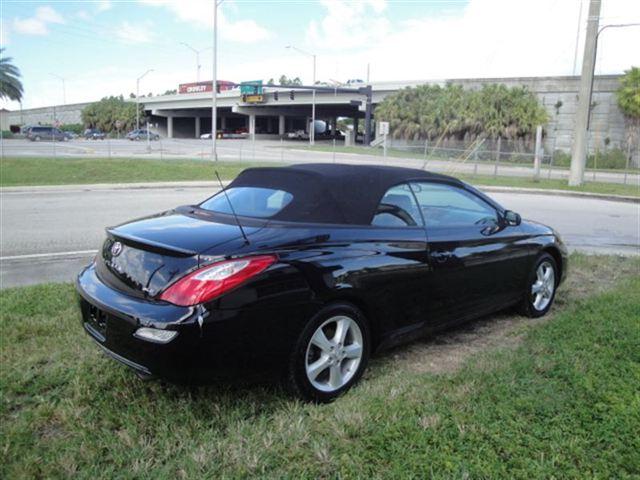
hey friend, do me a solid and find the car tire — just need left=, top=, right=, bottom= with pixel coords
left=34, top=135, right=41, bottom=142
left=519, top=252, right=558, bottom=318
left=286, top=302, right=370, bottom=403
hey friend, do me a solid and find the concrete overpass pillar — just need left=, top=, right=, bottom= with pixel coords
left=221, top=115, right=227, bottom=131
left=167, top=116, right=174, bottom=139
left=249, top=113, right=256, bottom=140
left=279, top=115, right=285, bottom=136
left=267, top=117, right=273, bottom=134
left=353, top=118, right=359, bottom=139
left=194, top=117, right=201, bottom=138
left=331, top=117, right=337, bottom=136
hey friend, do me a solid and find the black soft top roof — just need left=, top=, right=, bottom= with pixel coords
left=228, top=163, right=464, bottom=225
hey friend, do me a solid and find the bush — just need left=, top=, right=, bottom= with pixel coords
left=1, top=130, right=14, bottom=138
left=588, top=148, right=628, bottom=169
left=553, top=150, right=572, bottom=167
left=553, top=148, right=631, bottom=169
left=61, top=123, right=84, bottom=134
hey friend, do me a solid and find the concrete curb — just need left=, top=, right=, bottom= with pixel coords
left=476, top=185, right=639, bottom=204
left=1, top=181, right=637, bottom=203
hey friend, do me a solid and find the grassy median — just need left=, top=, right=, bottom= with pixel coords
left=2, top=254, right=639, bottom=478
left=0, top=157, right=266, bottom=186
left=1, top=156, right=638, bottom=198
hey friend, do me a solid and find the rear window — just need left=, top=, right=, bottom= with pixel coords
left=199, top=187, right=293, bottom=218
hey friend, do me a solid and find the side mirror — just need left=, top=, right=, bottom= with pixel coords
left=504, top=210, right=521, bottom=226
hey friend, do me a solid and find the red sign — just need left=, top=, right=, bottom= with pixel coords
left=178, top=80, right=235, bottom=94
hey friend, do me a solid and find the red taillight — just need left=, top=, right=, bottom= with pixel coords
left=159, top=255, right=277, bottom=306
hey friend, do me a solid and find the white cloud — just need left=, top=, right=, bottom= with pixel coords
left=305, top=0, right=640, bottom=81
left=12, top=5, right=64, bottom=36
left=96, top=0, right=112, bottom=12
left=307, top=0, right=390, bottom=49
left=139, top=0, right=272, bottom=43
left=116, top=21, right=155, bottom=43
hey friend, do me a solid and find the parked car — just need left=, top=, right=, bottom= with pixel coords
left=26, top=126, right=67, bottom=142
left=84, top=128, right=106, bottom=140
left=63, top=131, right=79, bottom=140
left=127, top=129, right=160, bottom=141
left=287, top=129, right=309, bottom=140
left=76, top=164, right=567, bottom=402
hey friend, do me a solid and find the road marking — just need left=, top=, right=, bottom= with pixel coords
left=0, top=250, right=98, bottom=261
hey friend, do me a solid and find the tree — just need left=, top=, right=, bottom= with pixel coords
left=162, top=89, right=177, bottom=95
left=616, top=67, right=640, bottom=161
left=0, top=48, right=23, bottom=102
left=616, top=67, right=640, bottom=118
left=278, top=75, right=303, bottom=86
left=81, top=96, right=143, bottom=133
left=375, top=83, right=548, bottom=143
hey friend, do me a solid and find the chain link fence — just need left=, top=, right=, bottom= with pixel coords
left=1, top=135, right=638, bottom=186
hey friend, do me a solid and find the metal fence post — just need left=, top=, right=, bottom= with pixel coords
left=333, top=139, right=336, bottom=163
left=624, top=142, right=631, bottom=185
left=108, top=136, right=111, bottom=160
left=239, top=142, right=243, bottom=163
left=473, top=148, right=478, bottom=177
left=281, top=137, right=284, bottom=163
left=494, top=136, right=501, bottom=177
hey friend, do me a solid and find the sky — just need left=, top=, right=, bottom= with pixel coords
left=1, top=0, right=639, bottom=110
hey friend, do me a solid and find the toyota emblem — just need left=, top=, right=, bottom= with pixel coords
left=111, top=241, right=123, bottom=257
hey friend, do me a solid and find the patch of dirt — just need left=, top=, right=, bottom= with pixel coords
left=387, top=255, right=639, bottom=375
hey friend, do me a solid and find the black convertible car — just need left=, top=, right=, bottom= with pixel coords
left=77, top=164, right=567, bottom=401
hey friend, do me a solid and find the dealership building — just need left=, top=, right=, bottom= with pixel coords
left=2, top=74, right=629, bottom=156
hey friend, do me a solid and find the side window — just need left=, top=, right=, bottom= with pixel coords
left=410, top=182, right=498, bottom=228
left=372, top=184, right=423, bottom=227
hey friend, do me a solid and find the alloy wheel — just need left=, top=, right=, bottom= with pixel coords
left=531, top=260, right=555, bottom=311
left=305, top=315, right=363, bottom=392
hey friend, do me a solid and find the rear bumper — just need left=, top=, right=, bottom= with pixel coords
left=76, top=263, right=320, bottom=384
left=77, top=263, right=201, bottom=383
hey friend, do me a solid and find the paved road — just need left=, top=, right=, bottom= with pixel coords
left=3, top=138, right=638, bottom=185
left=1, top=185, right=637, bottom=288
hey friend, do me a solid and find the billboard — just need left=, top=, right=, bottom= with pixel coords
left=178, top=80, right=235, bottom=94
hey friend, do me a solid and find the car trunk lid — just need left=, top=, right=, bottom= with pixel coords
left=95, top=210, right=263, bottom=299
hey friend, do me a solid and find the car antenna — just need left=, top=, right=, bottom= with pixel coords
left=214, top=171, right=250, bottom=245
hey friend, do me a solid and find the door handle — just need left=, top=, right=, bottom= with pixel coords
left=431, top=251, right=452, bottom=263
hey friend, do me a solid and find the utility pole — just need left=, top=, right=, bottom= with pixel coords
left=568, top=0, right=600, bottom=187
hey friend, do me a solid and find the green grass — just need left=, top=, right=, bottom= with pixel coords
left=2, top=255, right=639, bottom=478
left=1, top=156, right=637, bottom=197
left=460, top=174, right=640, bottom=197
left=0, top=157, right=266, bottom=187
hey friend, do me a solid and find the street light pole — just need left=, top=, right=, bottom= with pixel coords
left=49, top=73, right=66, bottom=106
left=136, top=69, right=154, bottom=130
left=180, top=42, right=211, bottom=82
left=286, top=45, right=317, bottom=146
left=211, top=0, right=223, bottom=161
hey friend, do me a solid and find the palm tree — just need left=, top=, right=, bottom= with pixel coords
left=0, top=48, right=23, bottom=102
